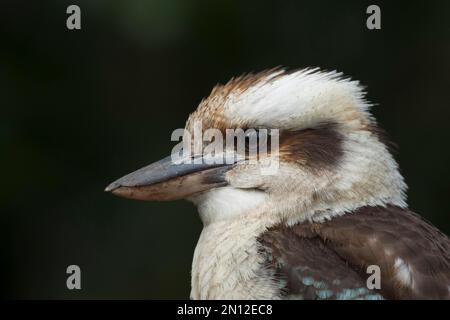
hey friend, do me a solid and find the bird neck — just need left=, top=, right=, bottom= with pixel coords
left=190, top=209, right=281, bottom=299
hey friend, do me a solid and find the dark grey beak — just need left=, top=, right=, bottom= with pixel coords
left=105, top=155, right=232, bottom=201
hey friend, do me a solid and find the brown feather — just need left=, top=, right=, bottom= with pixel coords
left=258, top=205, right=450, bottom=300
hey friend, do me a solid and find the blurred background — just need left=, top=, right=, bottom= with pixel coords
left=1, top=0, right=449, bottom=299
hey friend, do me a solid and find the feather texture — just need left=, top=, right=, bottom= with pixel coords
left=258, top=205, right=450, bottom=299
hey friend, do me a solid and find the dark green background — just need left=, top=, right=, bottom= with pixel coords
left=1, top=0, right=449, bottom=299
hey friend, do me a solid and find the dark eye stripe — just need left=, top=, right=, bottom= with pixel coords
left=279, top=122, right=344, bottom=171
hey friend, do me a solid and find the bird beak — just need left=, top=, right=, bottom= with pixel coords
left=105, top=155, right=232, bottom=201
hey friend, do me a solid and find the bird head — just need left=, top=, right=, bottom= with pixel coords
left=106, top=68, right=407, bottom=225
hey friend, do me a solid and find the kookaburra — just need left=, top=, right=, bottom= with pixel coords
left=106, top=68, right=450, bottom=299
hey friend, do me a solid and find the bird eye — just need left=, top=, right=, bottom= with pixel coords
left=242, top=128, right=272, bottom=157
left=244, top=129, right=259, bottom=152
left=245, top=129, right=259, bottom=139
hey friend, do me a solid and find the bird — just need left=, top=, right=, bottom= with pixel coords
left=105, top=68, right=450, bottom=300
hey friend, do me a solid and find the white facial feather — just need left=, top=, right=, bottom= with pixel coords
left=189, top=187, right=268, bottom=225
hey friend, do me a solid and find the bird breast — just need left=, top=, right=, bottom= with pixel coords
left=190, top=215, right=281, bottom=299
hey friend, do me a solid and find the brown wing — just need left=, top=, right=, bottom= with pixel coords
left=258, top=205, right=450, bottom=300
left=259, top=225, right=384, bottom=300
